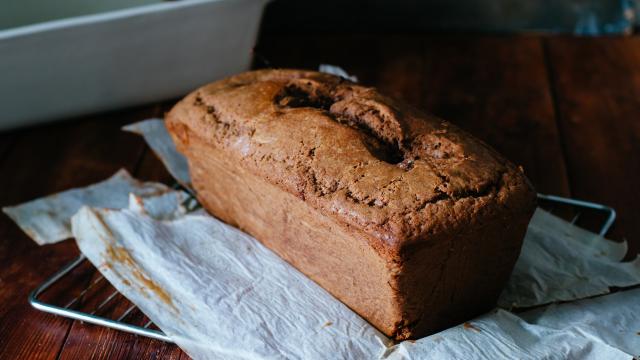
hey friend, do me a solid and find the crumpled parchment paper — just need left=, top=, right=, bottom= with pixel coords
left=4, top=118, right=640, bottom=359
left=499, top=209, right=640, bottom=308
left=2, top=170, right=171, bottom=245
left=386, top=288, right=640, bottom=359
left=71, top=196, right=640, bottom=360
left=123, top=119, right=191, bottom=187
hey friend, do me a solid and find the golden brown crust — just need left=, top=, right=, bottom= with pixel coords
left=166, top=69, right=537, bottom=339
left=168, top=69, right=534, bottom=253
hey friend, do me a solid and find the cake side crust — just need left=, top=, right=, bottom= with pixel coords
left=394, top=171, right=535, bottom=339
left=179, top=131, right=405, bottom=337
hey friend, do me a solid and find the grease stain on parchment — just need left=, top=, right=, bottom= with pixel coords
left=93, top=212, right=179, bottom=314
left=463, top=322, right=480, bottom=332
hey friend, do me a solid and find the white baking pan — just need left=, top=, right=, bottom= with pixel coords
left=0, top=0, right=267, bottom=130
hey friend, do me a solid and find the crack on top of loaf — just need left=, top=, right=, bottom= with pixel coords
left=274, top=78, right=409, bottom=167
left=305, top=167, right=339, bottom=197
left=345, top=189, right=387, bottom=208
left=192, top=92, right=255, bottom=140
left=269, top=76, right=509, bottom=215
left=274, top=81, right=334, bottom=110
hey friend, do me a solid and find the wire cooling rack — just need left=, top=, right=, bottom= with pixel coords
left=28, top=193, right=617, bottom=343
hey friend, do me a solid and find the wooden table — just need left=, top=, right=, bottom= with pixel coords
left=1, top=32, right=638, bottom=359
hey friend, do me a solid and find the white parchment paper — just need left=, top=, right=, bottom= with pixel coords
left=4, top=118, right=640, bottom=359
left=385, top=287, right=640, bottom=359
left=499, top=209, right=640, bottom=308
left=123, top=119, right=191, bottom=186
left=2, top=170, right=170, bottom=245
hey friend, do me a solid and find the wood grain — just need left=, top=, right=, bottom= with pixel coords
left=546, top=36, right=640, bottom=257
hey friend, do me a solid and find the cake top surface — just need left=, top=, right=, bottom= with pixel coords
left=167, top=69, right=534, bottom=254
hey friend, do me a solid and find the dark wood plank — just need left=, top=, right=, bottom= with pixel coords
left=59, top=318, right=183, bottom=360
left=57, top=268, right=184, bottom=359
left=256, top=31, right=382, bottom=83
left=546, top=36, right=640, bottom=257
left=0, top=133, right=16, bottom=163
left=135, top=148, right=175, bottom=185
left=371, top=34, right=426, bottom=108
left=0, top=106, right=156, bottom=359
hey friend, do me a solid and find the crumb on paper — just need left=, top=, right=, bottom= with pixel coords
left=322, top=321, right=333, bottom=328
left=463, top=322, right=480, bottom=332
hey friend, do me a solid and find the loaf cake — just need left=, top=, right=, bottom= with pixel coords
left=166, top=69, right=536, bottom=340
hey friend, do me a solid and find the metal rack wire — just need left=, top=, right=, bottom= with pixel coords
left=28, top=193, right=617, bottom=343
left=29, top=254, right=172, bottom=342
